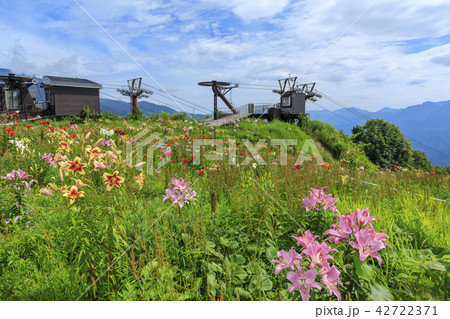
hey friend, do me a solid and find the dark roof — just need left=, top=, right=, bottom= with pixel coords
left=41, top=75, right=103, bottom=89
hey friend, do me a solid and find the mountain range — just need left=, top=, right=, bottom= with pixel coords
left=307, top=101, right=450, bottom=166
left=100, top=98, right=177, bottom=116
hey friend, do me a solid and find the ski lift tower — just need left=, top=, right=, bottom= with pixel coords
left=117, top=78, right=153, bottom=115
left=198, top=80, right=239, bottom=120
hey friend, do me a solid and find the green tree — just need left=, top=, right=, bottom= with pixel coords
left=410, top=149, right=432, bottom=171
left=351, top=119, right=411, bottom=168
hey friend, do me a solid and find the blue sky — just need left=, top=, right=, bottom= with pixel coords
left=1, top=0, right=450, bottom=113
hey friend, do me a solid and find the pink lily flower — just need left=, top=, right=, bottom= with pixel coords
left=321, top=193, right=339, bottom=212
left=163, top=189, right=185, bottom=208
left=355, top=208, right=376, bottom=229
left=320, top=265, right=343, bottom=301
left=42, top=153, right=56, bottom=167
left=292, top=230, right=319, bottom=249
left=163, top=178, right=197, bottom=208
left=324, top=217, right=353, bottom=244
left=169, top=178, right=189, bottom=192
left=286, top=266, right=322, bottom=301
left=160, top=146, right=172, bottom=157
left=302, top=241, right=338, bottom=268
left=23, top=180, right=34, bottom=188
left=317, top=259, right=331, bottom=276
left=100, top=139, right=113, bottom=147
left=310, top=187, right=326, bottom=200
left=187, top=188, right=198, bottom=201
left=349, top=227, right=387, bottom=264
left=15, top=169, right=31, bottom=180
left=271, top=247, right=303, bottom=274
left=301, top=195, right=320, bottom=213
left=1, top=171, right=16, bottom=181
left=335, top=212, right=359, bottom=232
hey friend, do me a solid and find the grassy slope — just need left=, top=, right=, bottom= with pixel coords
left=0, top=116, right=448, bottom=301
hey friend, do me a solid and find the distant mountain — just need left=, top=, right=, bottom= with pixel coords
left=307, top=101, right=450, bottom=166
left=100, top=98, right=177, bottom=116
left=0, top=68, right=11, bottom=76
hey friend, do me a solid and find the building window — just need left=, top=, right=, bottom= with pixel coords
left=45, top=91, right=51, bottom=103
left=282, top=96, right=291, bottom=107
left=4, top=89, right=20, bottom=110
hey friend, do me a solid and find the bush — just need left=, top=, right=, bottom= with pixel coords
left=101, top=111, right=123, bottom=121
left=410, top=149, right=433, bottom=171
left=297, top=113, right=310, bottom=128
left=352, top=119, right=412, bottom=168
left=80, top=106, right=100, bottom=120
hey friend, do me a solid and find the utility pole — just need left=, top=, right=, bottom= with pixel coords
left=117, top=78, right=153, bottom=115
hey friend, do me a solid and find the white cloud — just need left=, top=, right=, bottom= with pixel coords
left=1, top=0, right=450, bottom=112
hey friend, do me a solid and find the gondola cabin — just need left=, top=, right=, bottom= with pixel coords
left=0, top=73, right=47, bottom=118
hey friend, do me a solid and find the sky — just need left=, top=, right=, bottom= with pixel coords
left=1, top=0, right=450, bottom=114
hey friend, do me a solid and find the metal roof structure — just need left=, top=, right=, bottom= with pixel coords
left=41, top=75, right=103, bottom=89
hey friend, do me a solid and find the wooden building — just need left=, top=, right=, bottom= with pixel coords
left=41, top=76, right=102, bottom=116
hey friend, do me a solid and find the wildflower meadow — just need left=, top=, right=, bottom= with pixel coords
left=0, top=113, right=448, bottom=301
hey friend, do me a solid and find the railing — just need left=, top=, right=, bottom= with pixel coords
left=236, top=103, right=278, bottom=114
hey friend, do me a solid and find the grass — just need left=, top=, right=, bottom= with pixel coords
left=0, top=115, right=448, bottom=301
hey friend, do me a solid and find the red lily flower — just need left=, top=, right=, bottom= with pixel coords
left=5, top=128, right=16, bottom=137
left=66, top=157, right=87, bottom=175
left=103, top=171, right=124, bottom=191
left=63, top=186, right=84, bottom=204
left=196, top=169, right=205, bottom=176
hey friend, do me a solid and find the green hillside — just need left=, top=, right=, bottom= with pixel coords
left=0, top=113, right=448, bottom=301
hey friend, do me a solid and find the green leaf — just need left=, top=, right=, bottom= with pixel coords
left=231, top=254, right=245, bottom=265
left=228, top=241, right=239, bottom=250
left=250, top=274, right=273, bottom=292
left=369, top=284, right=394, bottom=301
left=434, top=251, right=450, bottom=260
left=353, top=256, right=375, bottom=282
left=219, top=237, right=229, bottom=247
left=235, top=287, right=251, bottom=299
left=207, top=273, right=217, bottom=296
left=235, top=266, right=248, bottom=281
left=246, top=244, right=259, bottom=252
left=265, top=245, right=278, bottom=260
left=207, top=262, right=223, bottom=273
left=206, top=241, right=215, bottom=250
left=422, top=261, right=446, bottom=272
left=260, top=276, right=273, bottom=291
